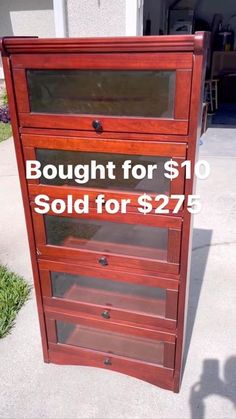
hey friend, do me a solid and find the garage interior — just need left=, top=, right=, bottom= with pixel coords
left=143, top=0, right=236, bottom=127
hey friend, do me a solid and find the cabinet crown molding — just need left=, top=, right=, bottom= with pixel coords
left=0, top=32, right=209, bottom=55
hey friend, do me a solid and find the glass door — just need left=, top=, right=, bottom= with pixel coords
left=13, top=52, right=192, bottom=134
left=32, top=209, right=182, bottom=275
left=23, top=134, right=186, bottom=212
left=45, top=312, right=176, bottom=369
left=40, top=261, right=178, bottom=330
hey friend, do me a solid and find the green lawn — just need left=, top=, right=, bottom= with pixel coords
left=0, top=122, right=12, bottom=143
left=0, top=265, right=31, bottom=338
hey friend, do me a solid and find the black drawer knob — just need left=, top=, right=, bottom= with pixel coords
left=104, top=358, right=112, bottom=366
left=92, top=120, right=102, bottom=132
left=101, top=310, right=110, bottom=319
left=99, top=256, right=108, bottom=266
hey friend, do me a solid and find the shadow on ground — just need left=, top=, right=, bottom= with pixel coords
left=183, top=228, right=236, bottom=418
left=189, top=357, right=236, bottom=419
left=183, top=228, right=213, bottom=371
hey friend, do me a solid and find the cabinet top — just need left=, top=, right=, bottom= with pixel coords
left=0, top=32, right=209, bottom=56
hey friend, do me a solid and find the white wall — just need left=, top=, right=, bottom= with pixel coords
left=67, top=0, right=126, bottom=37
left=0, top=0, right=55, bottom=78
left=126, top=0, right=144, bottom=36
left=0, top=0, right=142, bottom=79
left=0, top=0, right=55, bottom=37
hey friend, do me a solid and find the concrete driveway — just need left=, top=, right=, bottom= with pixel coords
left=0, top=128, right=236, bottom=419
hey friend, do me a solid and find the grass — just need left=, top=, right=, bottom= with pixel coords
left=2, top=88, right=8, bottom=106
left=0, top=122, right=12, bottom=143
left=0, top=87, right=11, bottom=142
left=0, top=265, right=31, bottom=338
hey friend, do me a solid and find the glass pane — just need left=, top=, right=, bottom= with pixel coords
left=56, top=320, right=164, bottom=365
left=51, top=271, right=166, bottom=317
left=36, top=149, right=170, bottom=194
left=27, top=70, right=175, bottom=118
left=45, top=215, right=168, bottom=261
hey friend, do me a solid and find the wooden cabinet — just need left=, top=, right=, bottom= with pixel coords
left=1, top=32, right=209, bottom=392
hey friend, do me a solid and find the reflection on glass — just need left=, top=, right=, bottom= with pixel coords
left=51, top=271, right=166, bottom=316
left=45, top=215, right=168, bottom=261
left=56, top=320, right=164, bottom=365
left=36, top=149, right=170, bottom=194
left=27, top=69, right=175, bottom=118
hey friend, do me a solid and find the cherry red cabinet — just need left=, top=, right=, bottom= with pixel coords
left=1, top=33, right=208, bottom=392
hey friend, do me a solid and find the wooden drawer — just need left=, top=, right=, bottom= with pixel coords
left=45, top=309, right=176, bottom=382
left=13, top=52, right=192, bottom=135
left=23, top=134, right=186, bottom=212
left=48, top=343, right=174, bottom=390
left=39, top=259, right=178, bottom=331
left=32, top=209, right=182, bottom=276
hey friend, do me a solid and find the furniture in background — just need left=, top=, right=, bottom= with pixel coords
left=168, top=1, right=195, bottom=35
left=210, top=51, right=236, bottom=106
left=168, top=9, right=194, bottom=34
left=204, top=79, right=219, bottom=113
left=211, top=51, right=236, bottom=78
left=0, top=32, right=209, bottom=393
left=201, top=102, right=209, bottom=134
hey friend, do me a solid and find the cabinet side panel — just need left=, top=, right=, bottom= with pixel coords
left=173, top=48, right=208, bottom=392
left=2, top=54, right=49, bottom=362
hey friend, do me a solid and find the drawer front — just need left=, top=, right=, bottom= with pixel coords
left=23, top=134, right=186, bottom=211
left=45, top=311, right=176, bottom=369
left=48, top=343, right=174, bottom=390
left=39, top=260, right=178, bottom=330
left=13, top=52, right=192, bottom=134
left=32, top=210, right=182, bottom=275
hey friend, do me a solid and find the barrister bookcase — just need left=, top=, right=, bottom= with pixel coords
left=1, top=32, right=208, bottom=392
